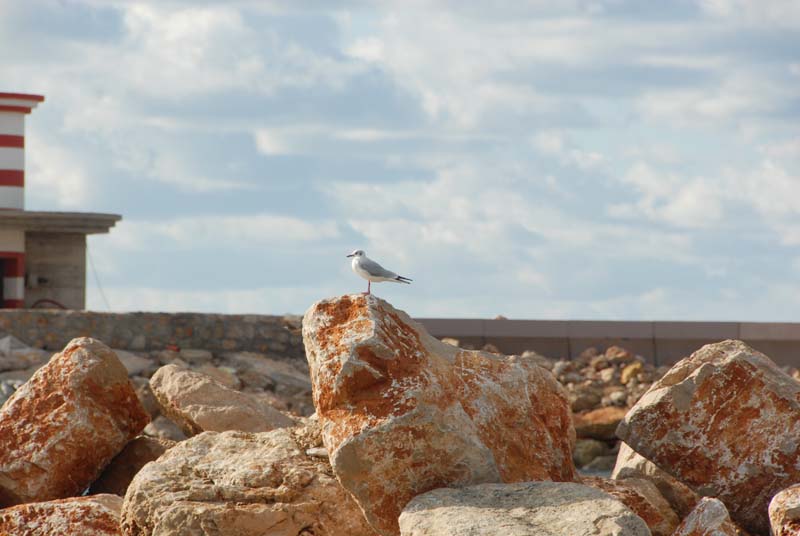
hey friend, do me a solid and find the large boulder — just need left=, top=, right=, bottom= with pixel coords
left=0, top=494, right=123, bottom=535
left=617, top=340, right=800, bottom=535
left=612, top=442, right=699, bottom=519
left=769, top=484, right=800, bottom=536
left=583, top=476, right=679, bottom=536
left=120, top=424, right=377, bottom=536
left=303, top=294, right=576, bottom=535
left=672, top=497, right=744, bottom=536
left=149, top=364, right=296, bottom=436
left=398, top=481, right=651, bottom=536
left=0, top=337, right=150, bottom=506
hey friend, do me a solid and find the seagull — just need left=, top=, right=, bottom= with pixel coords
left=346, top=249, right=412, bottom=295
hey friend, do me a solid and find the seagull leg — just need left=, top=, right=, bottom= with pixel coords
left=366, top=281, right=371, bottom=295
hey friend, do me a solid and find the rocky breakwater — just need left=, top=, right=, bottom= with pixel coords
left=303, top=294, right=660, bottom=536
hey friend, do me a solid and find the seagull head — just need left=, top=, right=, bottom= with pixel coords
left=346, top=249, right=365, bottom=258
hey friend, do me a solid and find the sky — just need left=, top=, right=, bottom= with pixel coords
left=1, top=0, right=799, bottom=320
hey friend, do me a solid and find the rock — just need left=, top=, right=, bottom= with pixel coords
left=195, top=363, right=241, bottom=390
left=90, top=436, right=175, bottom=496
left=0, top=494, right=123, bottom=535
left=303, top=294, right=576, bottom=535
left=178, top=348, right=213, bottom=365
left=0, top=379, right=23, bottom=407
left=150, top=364, right=296, bottom=436
left=606, top=345, right=636, bottom=364
left=398, top=481, right=651, bottom=536
left=621, top=361, right=643, bottom=385
left=440, top=337, right=460, bottom=347
left=584, top=476, right=679, bottom=536
left=223, top=351, right=312, bottom=395
left=570, top=386, right=602, bottom=412
left=131, top=377, right=160, bottom=419
left=616, top=339, right=800, bottom=535
left=114, top=349, right=154, bottom=377
left=612, top=442, right=699, bottom=519
left=583, top=454, right=619, bottom=473
left=0, top=337, right=150, bottom=506
left=143, top=415, right=187, bottom=442
left=769, top=484, right=800, bottom=536
left=573, top=438, right=608, bottom=467
left=120, top=426, right=377, bottom=536
left=672, top=497, right=743, bottom=536
left=574, top=406, right=628, bottom=440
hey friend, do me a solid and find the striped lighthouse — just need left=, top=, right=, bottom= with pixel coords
left=0, top=92, right=43, bottom=307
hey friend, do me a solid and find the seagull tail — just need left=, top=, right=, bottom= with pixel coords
left=395, top=276, right=412, bottom=284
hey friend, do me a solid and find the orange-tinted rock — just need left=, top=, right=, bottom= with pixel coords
left=612, top=441, right=699, bottom=519
left=617, top=339, right=800, bottom=535
left=672, top=497, right=744, bottom=536
left=90, top=436, right=175, bottom=497
left=770, top=484, right=800, bottom=536
left=0, top=494, right=122, bottom=535
left=583, top=476, right=679, bottom=536
left=303, top=294, right=576, bottom=536
left=573, top=406, right=628, bottom=440
left=0, top=338, right=150, bottom=507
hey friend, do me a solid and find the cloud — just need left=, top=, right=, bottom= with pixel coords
left=25, top=131, right=91, bottom=209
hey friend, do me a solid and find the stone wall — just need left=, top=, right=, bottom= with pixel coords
left=0, top=310, right=304, bottom=358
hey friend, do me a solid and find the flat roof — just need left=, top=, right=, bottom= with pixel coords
left=0, top=210, right=121, bottom=234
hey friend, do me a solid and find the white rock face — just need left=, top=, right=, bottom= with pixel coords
left=399, top=481, right=651, bottom=536
left=149, top=364, right=296, bottom=436
left=769, top=484, right=800, bottom=536
left=120, top=425, right=377, bottom=536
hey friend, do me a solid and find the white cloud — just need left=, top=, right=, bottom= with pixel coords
left=609, top=162, right=725, bottom=228
left=104, top=214, right=340, bottom=253
left=25, top=131, right=91, bottom=210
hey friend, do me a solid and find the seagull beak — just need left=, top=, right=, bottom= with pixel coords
left=346, top=254, right=354, bottom=258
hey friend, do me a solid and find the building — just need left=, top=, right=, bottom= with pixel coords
left=0, top=92, right=119, bottom=309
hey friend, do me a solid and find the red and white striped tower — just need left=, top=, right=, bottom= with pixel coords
left=0, top=92, right=44, bottom=307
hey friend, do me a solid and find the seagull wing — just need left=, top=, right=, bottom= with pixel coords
left=359, top=257, right=398, bottom=279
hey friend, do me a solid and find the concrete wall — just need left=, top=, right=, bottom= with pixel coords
left=416, top=318, right=800, bottom=366
left=24, top=232, right=86, bottom=309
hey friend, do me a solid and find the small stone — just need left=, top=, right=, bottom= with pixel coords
left=573, top=406, right=628, bottom=440
left=178, top=348, right=213, bottom=365
left=143, top=415, right=187, bottom=442
left=440, top=337, right=460, bottom=347
left=573, top=438, right=608, bottom=468
left=621, top=361, right=643, bottom=385
left=673, top=497, right=742, bottom=536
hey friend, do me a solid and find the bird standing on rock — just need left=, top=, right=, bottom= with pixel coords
left=347, top=249, right=412, bottom=295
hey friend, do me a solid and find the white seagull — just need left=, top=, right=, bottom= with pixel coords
left=347, top=249, right=412, bottom=295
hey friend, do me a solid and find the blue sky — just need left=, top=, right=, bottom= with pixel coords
left=2, top=0, right=800, bottom=319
